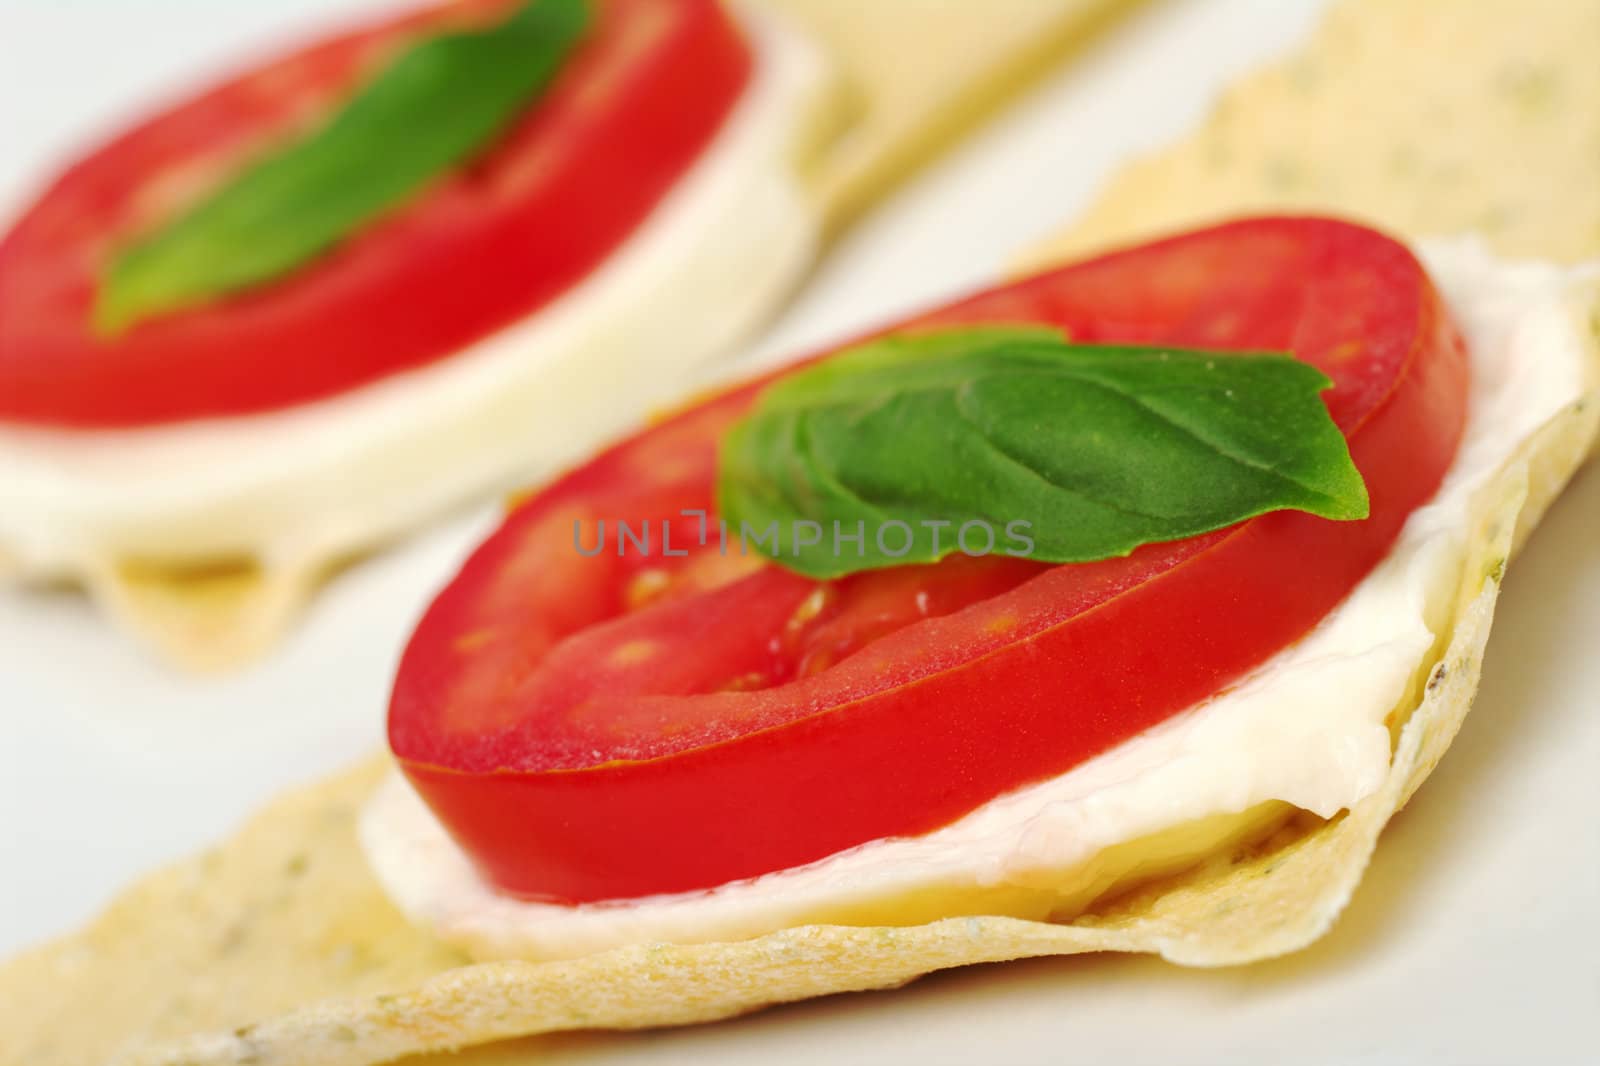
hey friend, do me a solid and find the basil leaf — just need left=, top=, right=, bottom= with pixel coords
left=717, top=328, right=1369, bottom=579
left=95, top=0, right=591, bottom=334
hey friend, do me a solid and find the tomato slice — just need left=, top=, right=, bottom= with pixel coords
left=0, top=0, right=750, bottom=426
left=391, top=217, right=1469, bottom=903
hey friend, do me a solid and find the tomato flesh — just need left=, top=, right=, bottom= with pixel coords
left=391, top=217, right=1469, bottom=902
left=0, top=0, right=750, bottom=426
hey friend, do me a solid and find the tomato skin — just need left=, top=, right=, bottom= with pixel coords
left=391, top=217, right=1469, bottom=902
left=0, top=0, right=750, bottom=427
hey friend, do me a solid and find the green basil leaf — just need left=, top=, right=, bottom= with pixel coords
left=717, top=328, right=1369, bottom=579
left=95, top=0, right=591, bottom=334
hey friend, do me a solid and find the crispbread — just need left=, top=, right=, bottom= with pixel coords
left=777, top=0, right=1139, bottom=231
left=3, top=0, right=1598, bottom=1062
left=78, top=557, right=330, bottom=673
left=1024, top=0, right=1600, bottom=269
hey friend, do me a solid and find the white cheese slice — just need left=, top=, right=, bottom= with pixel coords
left=0, top=9, right=828, bottom=578
left=361, top=240, right=1598, bottom=962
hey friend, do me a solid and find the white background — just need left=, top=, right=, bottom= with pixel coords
left=1, top=1, right=1597, bottom=1063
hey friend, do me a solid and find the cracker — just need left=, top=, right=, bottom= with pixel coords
left=777, top=0, right=1141, bottom=230
left=1024, top=0, right=1600, bottom=269
left=78, top=558, right=329, bottom=674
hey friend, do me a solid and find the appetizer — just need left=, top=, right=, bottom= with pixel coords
left=365, top=215, right=1593, bottom=963
left=3, top=0, right=1597, bottom=1062
left=377, top=216, right=1457, bottom=914
left=0, top=0, right=1133, bottom=668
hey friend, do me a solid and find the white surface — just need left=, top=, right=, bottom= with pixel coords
left=0, top=1, right=1596, bottom=1064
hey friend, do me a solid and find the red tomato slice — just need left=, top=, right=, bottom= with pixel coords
left=391, top=217, right=1470, bottom=902
left=0, top=0, right=750, bottom=426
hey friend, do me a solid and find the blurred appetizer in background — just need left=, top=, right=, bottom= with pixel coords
left=0, top=0, right=1136, bottom=669
left=2, top=0, right=1597, bottom=1063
